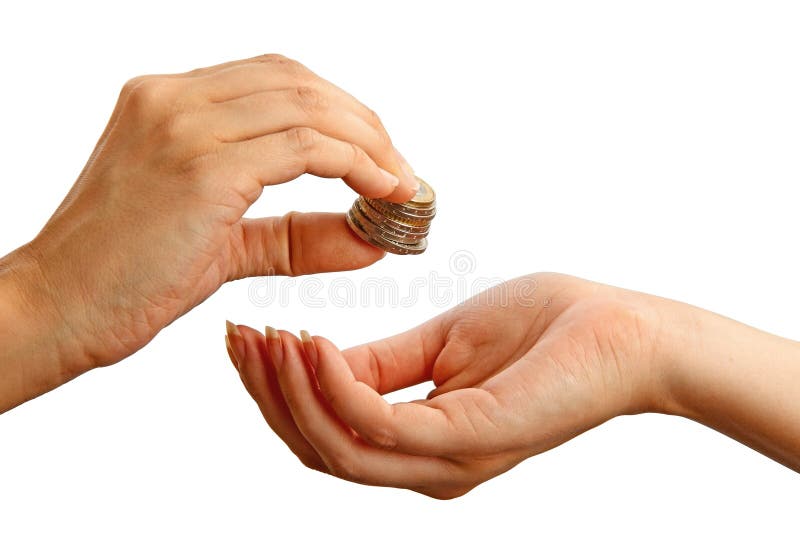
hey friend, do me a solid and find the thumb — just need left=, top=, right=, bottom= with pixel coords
left=341, top=316, right=447, bottom=394
left=228, top=211, right=385, bottom=279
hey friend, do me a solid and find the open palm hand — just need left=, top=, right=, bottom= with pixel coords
left=229, top=273, right=666, bottom=498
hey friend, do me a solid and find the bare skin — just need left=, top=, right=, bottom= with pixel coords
left=0, top=54, right=418, bottom=413
left=2, top=55, right=798, bottom=500
left=227, top=273, right=800, bottom=499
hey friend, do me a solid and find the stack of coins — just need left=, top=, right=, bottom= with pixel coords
left=345, top=177, right=436, bottom=255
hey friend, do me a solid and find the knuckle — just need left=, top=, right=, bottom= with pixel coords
left=365, top=108, right=383, bottom=129
left=126, top=77, right=169, bottom=111
left=365, top=108, right=393, bottom=150
left=258, top=52, right=291, bottom=64
left=121, top=75, right=144, bottom=96
left=349, top=143, right=368, bottom=167
left=428, top=486, right=470, bottom=500
left=292, top=86, right=328, bottom=114
left=377, top=128, right=393, bottom=151
left=378, top=130, right=395, bottom=153
left=278, top=210, right=301, bottom=277
left=297, top=454, right=327, bottom=474
left=361, top=423, right=397, bottom=451
left=258, top=53, right=305, bottom=74
left=328, top=453, right=364, bottom=484
left=160, top=111, right=191, bottom=141
left=285, top=126, right=322, bottom=154
left=375, top=121, right=395, bottom=152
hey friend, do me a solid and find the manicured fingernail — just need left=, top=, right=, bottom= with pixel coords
left=224, top=335, right=239, bottom=370
left=225, top=320, right=244, bottom=367
left=265, top=325, right=283, bottom=369
left=225, top=320, right=242, bottom=339
left=378, top=168, right=400, bottom=190
left=300, top=329, right=319, bottom=368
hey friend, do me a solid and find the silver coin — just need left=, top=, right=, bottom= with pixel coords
left=363, top=198, right=436, bottom=222
left=346, top=211, right=428, bottom=255
left=351, top=204, right=429, bottom=243
left=368, top=194, right=436, bottom=215
left=345, top=175, right=436, bottom=256
left=406, top=177, right=435, bottom=205
left=377, top=235, right=428, bottom=255
left=355, top=199, right=431, bottom=235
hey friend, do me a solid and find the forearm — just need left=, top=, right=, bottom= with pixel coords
left=0, top=245, right=86, bottom=413
left=657, top=300, right=800, bottom=472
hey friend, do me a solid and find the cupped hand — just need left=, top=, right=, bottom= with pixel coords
left=12, top=54, right=417, bottom=376
left=228, top=273, right=671, bottom=499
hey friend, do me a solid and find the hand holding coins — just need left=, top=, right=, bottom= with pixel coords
left=346, top=177, right=436, bottom=255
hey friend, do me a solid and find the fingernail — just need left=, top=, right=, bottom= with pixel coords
left=394, top=147, right=419, bottom=195
left=225, top=320, right=242, bottom=340
left=265, top=325, right=283, bottom=369
left=300, top=329, right=319, bottom=368
left=224, top=335, right=239, bottom=370
left=409, top=174, right=420, bottom=195
left=400, top=164, right=418, bottom=193
left=225, top=320, right=245, bottom=370
left=378, top=168, right=400, bottom=190
left=393, top=148, right=419, bottom=194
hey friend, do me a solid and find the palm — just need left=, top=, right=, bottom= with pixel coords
left=348, top=273, right=657, bottom=457
left=427, top=295, right=545, bottom=396
left=234, top=272, right=663, bottom=498
left=438, top=275, right=655, bottom=434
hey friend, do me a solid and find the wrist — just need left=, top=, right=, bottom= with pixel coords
left=650, top=297, right=800, bottom=420
left=602, top=293, right=694, bottom=417
left=0, top=243, right=89, bottom=411
left=646, top=298, right=707, bottom=417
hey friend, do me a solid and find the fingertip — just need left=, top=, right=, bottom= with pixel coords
left=275, top=329, right=296, bottom=346
left=341, top=224, right=387, bottom=266
left=237, top=324, right=268, bottom=357
left=224, top=335, right=239, bottom=371
left=280, top=331, right=311, bottom=367
left=379, top=178, right=418, bottom=203
left=225, top=320, right=246, bottom=365
left=238, top=323, right=265, bottom=338
left=273, top=329, right=299, bottom=371
left=379, top=154, right=418, bottom=202
left=378, top=167, right=400, bottom=190
left=313, top=335, right=343, bottom=361
left=312, top=337, right=351, bottom=391
left=353, top=240, right=386, bottom=263
left=225, top=320, right=242, bottom=340
left=300, top=329, right=319, bottom=369
left=340, top=156, right=399, bottom=200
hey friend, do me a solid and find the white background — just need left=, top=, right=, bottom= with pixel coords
left=1, top=1, right=799, bottom=554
